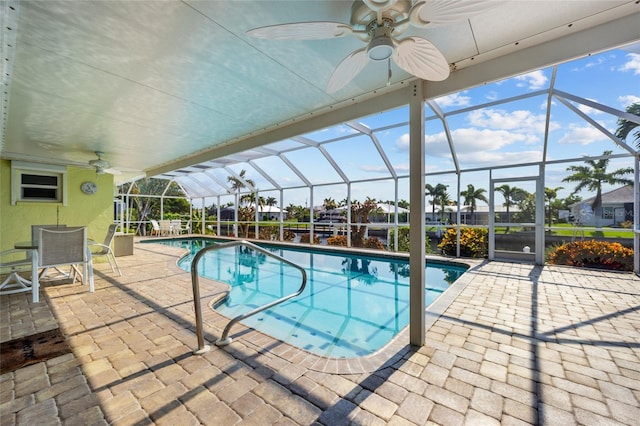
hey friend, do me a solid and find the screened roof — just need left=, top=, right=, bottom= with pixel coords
left=156, top=44, right=639, bottom=204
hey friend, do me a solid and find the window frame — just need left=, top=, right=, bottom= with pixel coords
left=11, top=161, right=67, bottom=205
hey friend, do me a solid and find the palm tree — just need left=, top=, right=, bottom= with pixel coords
left=563, top=150, right=633, bottom=226
left=614, top=102, right=640, bottom=149
left=495, top=184, right=526, bottom=233
left=461, top=184, right=488, bottom=225
left=265, top=196, right=277, bottom=207
left=435, top=191, right=452, bottom=222
left=226, top=170, right=255, bottom=235
left=425, top=183, right=448, bottom=221
left=226, top=169, right=255, bottom=193
left=544, top=186, right=563, bottom=228
left=323, top=197, right=337, bottom=210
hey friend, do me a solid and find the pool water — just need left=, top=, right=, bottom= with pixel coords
left=164, top=239, right=466, bottom=358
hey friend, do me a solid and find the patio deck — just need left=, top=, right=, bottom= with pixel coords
left=1, top=239, right=639, bottom=425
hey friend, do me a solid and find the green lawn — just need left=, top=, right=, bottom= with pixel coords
left=547, top=223, right=633, bottom=239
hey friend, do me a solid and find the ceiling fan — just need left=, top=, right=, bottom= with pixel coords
left=247, top=0, right=494, bottom=93
left=88, top=151, right=121, bottom=175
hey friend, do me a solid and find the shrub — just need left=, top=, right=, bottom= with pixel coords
left=362, top=236, right=385, bottom=250
left=547, top=240, right=633, bottom=271
left=299, top=233, right=320, bottom=244
left=388, top=227, right=433, bottom=253
left=327, top=235, right=347, bottom=247
left=326, top=235, right=385, bottom=250
left=438, top=227, right=488, bottom=258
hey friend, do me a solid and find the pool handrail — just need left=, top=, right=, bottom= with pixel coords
left=190, top=239, right=307, bottom=353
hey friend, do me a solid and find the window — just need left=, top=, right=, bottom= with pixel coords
left=11, top=161, right=67, bottom=205
left=602, top=207, right=613, bottom=219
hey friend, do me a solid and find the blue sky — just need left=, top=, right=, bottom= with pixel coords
left=208, top=43, right=639, bottom=210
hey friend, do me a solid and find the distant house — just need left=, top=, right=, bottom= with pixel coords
left=574, top=185, right=634, bottom=227
left=219, top=205, right=282, bottom=221
left=425, top=205, right=521, bottom=225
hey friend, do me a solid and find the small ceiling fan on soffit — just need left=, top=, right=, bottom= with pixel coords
left=247, top=0, right=494, bottom=94
left=89, top=151, right=121, bottom=175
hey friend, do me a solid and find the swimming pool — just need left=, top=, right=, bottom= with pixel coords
left=159, top=238, right=467, bottom=358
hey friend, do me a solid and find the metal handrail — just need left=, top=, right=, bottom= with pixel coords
left=190, top=240, right=307, bottom=353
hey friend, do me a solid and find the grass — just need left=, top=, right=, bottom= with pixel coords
left=208, top=220, right=634, bottom=239
left=548, top=223, right=634, bottom=239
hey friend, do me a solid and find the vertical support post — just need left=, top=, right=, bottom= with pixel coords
left=634, top=155, right=639, bottom=275
left=347, top=184, right=352, bottom=247
left=255, top=190, right=260, bottom=239
left=309, top=187, right=314, bottom=244
left=409, top=82, right=426, bottom=346
left=234, top=193, right=239, bottom=237
left=279, top=189, right=284, bottom=241
left=456, top=173, right=461, bottom=258
left=394, top=178, right=399, bottom=252
left=216, top=195, right=221, bottom=236
left=200, top=198, right=205, bottom=234
left=536, top=164, right=546, bottom=265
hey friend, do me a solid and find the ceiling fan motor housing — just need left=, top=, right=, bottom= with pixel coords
left=367, top=25, right=394, bottom=60
left=351, top=0, right=411, bottom=41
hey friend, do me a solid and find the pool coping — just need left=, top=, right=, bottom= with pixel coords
left=139, top=236, right=483, bottom=374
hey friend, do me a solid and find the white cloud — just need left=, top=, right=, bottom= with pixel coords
left=557, top=124, right=609, bottom=145
left=485, top=91, right=499, bottom=101
left=360, top=164, right=391, bottom=174
left=396, top=123, right=545, bottom=162
left=618, top=94, right=640, bottom=107
left=468, top=108, right=557, bottom=134
left=585, top=57, right=605, bottom=68
left=514, top=70, right=548, bottom=90
left=433, top=92, right=471, bottom=107
left=577, top=99, right=604, bottom=115
left=424, top=128, right=530, bottom=156
left=456, top=150, right=543, bottom=167
left=396, top=133, right=410, bottom=150
left=618, top=53, right=640, bottom=75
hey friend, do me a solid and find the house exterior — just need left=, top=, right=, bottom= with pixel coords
left=425, top=205, right=521, bottom=226
left=573, top=185, right=634, bottom=227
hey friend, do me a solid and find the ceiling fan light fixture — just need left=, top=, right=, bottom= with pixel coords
left=367, top=27, right=394, bottom=61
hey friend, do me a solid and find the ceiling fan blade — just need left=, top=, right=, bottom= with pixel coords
left=409, top=0, right=497, bottom=28
left=326, top=48, right=369, bottom=94
left=393, top=37, right=450, bottom=81
left=104, top=168, right=122, bottom=175
left=246, top=22, right=352, bottom=40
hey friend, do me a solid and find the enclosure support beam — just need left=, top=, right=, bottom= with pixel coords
left=409, top=82, right=426, bottom=346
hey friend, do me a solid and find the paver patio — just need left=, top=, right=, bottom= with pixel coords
left=1, top=239, right=639, bottom=425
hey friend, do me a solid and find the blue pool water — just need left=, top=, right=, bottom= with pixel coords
left=158, top=239, right=467, bottom=358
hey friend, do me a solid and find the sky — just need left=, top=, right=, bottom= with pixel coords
left=199, top=42, right=639, bottom=211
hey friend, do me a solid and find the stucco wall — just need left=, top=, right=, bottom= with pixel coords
left=0, top=159, right=114, bottom=251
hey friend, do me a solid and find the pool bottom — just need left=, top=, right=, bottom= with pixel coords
left=150, top=237, right=470, bottom=358
left=200, top=253, right=476, bottom=372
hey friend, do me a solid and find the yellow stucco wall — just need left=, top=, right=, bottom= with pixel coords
left=0, top=159, right=115, bottom=251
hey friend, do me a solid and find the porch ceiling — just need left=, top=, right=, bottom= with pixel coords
left=1, top=1, right=639, bottom=186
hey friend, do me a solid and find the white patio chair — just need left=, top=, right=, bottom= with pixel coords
left=38, top=227, right=94, bottom=293
left=180, top=219, right=192, bottom=234
left=89, top=223, right=122, bottom=276
left=0, top=249, right=36, bottom=300
left=31, top=224, right=68, bottom=279
left=159, top=220, right=171, bottom=236
left=170, top=219, right=182, bottom=235
left=150, top=220, right=161, bottom=236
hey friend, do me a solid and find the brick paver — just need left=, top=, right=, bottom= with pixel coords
left=1, top=239, right=638, bottom=424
